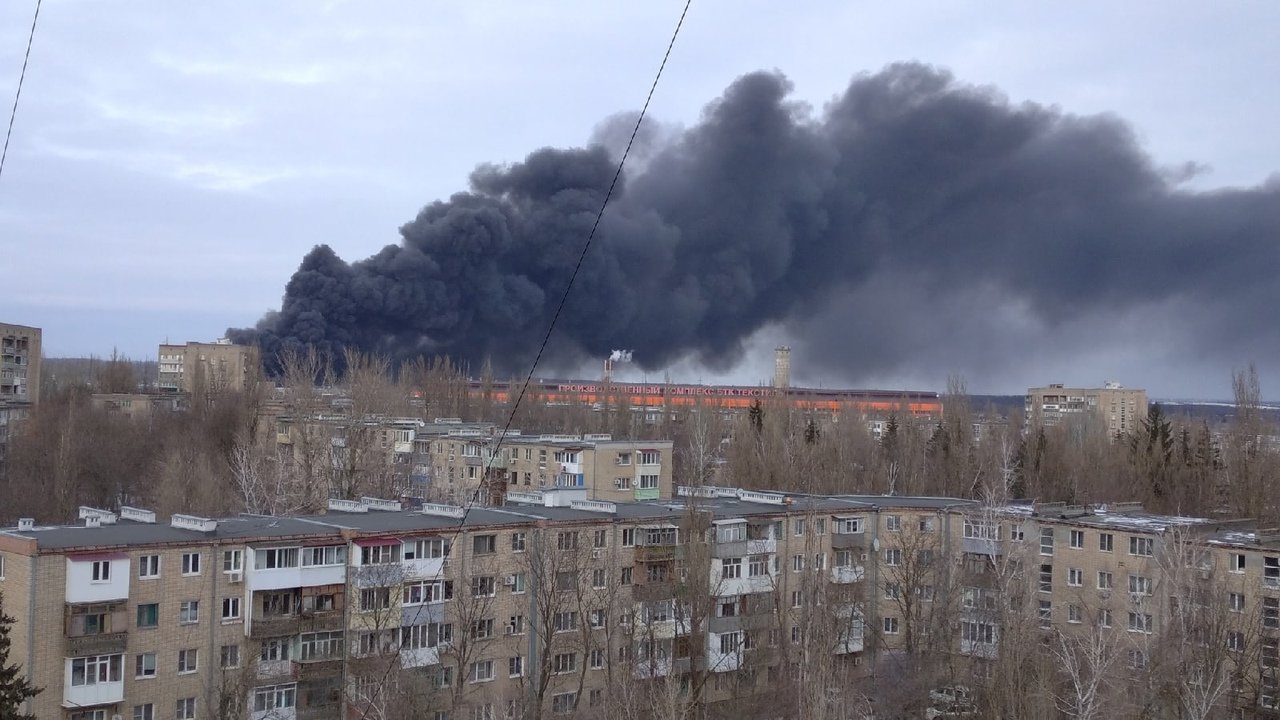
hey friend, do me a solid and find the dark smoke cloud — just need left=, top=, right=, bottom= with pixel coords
left=230, top=63, right=1280, bottom=385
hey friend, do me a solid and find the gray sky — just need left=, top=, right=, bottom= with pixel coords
left=1, top=1, right=1277, bottom=398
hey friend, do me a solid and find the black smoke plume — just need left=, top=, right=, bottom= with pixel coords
left=230, top=63, right=1280, bottom=386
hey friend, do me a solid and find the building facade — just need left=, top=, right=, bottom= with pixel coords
left=1, top=322, right=41, bottom=404
left=1025, top=382, right=1149, bottom=435
left=158, top=339, right=259, bottom=395
left=3, top=490, right=1279, bottom=719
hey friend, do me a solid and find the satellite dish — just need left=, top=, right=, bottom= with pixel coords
left=872, top=537, right=881, bottom=552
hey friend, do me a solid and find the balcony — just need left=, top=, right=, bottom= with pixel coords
left=634, top=545, right=681, bottom=563
left=708, top=615, right=744, bottom=634
left=295, top=655, right=343, bottom=681
left=298, top=609, right=345, bottom=633
left=633, top=581, right=677, bottom=602
left=830, top=566, right=865, bottom=584
left=711, top=540, right=747, bottom=559
left=250, top=614, right=303, bottom=639
left=746, top=538, right=776, bottom=555
left=67, top=631, right=128, bottom=656
left=831, top=532, right=867, bottom=550
left=961, top=536, right=1000, bottom=556
left=256, top=658, right=298, bottom=682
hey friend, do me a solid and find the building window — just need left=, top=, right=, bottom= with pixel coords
left=883, top=617, right=899, bottom=634
left=300, top=631, right=343, bottom=660
left=553, top=652, right=577, bottom=674
left=177, top=648, right=198, bottom=674
left=961, top=621, right=994, bottom=644
left=590, top=609, right=606, bottom=629
left=509, top=655, right=524, bottom=677
left=256, top=547, right=301, bottom=569
left=1265, top=597, right=1280, bottom=629
left=1099, top=608, right=1112, bottom=628
left=261, top=638, right=292, bottom=662
left=918, top=517, right=935, bottom=533
left=1230, top=553, right=1246, bottom=573
left=404, top=579, right=454, bottom=605
left=469, top=660, right=495, bottom=683
left=507, top=616, right=525, bottom=635
left=137, top=603, right=159, bottom=629
left=1128, top=650, right=1147, bottom=669
left=1040, top=528, right=1054, bottom=556
left=222, top=597, right=241, bottom=621
left=615, top=476, right=632, bottom=490
left=552, top=692, right=577, bottom=715
left=1068, top=604, right=1083, bottom=623
left=815, top=553, right=827, bottom=570
left=1067, top=568, right=1083, bottom=587
left=1039, top=564, right=1053, bottom=593
left=1099, top=533, right=1114, bottom=552
left=1128, top=575, right=1152, bottom=596
left=253, top=684, right=297, bottom=713
left=138, top=555, right=160, bottom=579
left=1069, top=530, right=1084, bottom=549
left=963, top=519, right=999, bottom=540
left=71, top=654, right=122, bottom=686
left=471, top=576, right=496, bottom=598
left=1128, top=612, right=1153, bottom=634
left=590, top=648, right=605, bottom=669
left=721, top=557, right=743, bottom=579
left=135, top=652, right=156, bottom=678
left=1009, top=524, right=1025, bottom=541
left=1129, top=536, right=1154, bottom=557
left=792, top=590, right=805, bottom=608
left=222, top=549, right=243, bottom=572
left=886, top=515, right=902, bottom=532
left=91, top=560, right=111, bottom=582
left=472, top=535, right=496, bottom=555
left=554, top=611, right=579, bottom=633
left=360, top=587, right=393, bottom=611
left=181, top=553, right=200, bottom=575
left=1097, top=572, right=1113, bottom=590
left=639, top=474, right=659, bottom=490
left=617, top=453, right=631, bottom=466
left=176, top=698, right=196, bottom=720
left=361, top=543, right=401, bottom=565
left=220, top=644, right=240, bottom=669
left=179, top=600, right=199, bottom=625
left=621, top=567, right=632, bottom=585
left=401, top=622, right=453, bottom=650
left=1266, top=556, right=1280, bottom=587
left=133, top=704, right=154, bottom=720
left=1229, top=592, right=1245, bottom=613
left=1038, top=600, right=1052, bottom=627
left=884, top=549, right=902, bottom=566
left=511, top=532, right=526, bottom=552
left=638, top=451, right=660, bottom=465
left=470, top=619, right=495, bottom=640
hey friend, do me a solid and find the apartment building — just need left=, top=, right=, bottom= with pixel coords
left=1, top=322, right=41, bottom=404
left=411, top=423, right=674, bottom=505
left=158, top=339, right=259, bottom=394
left=1025, top=381, right=1148, bottom=435
left=3, top=490, right=1279, bottom=719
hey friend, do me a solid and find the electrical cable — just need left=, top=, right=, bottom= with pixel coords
left=355, top=4, right=694, bottom=716
left=0, top=0, right=42, bottom=185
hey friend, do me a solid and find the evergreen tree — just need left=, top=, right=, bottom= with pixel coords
left=804, top=417, right=820, bottom=444
left=0, top=592, right=41, bottom=719
left=748, top=399, right=764, bottom=435
left=1129, top=403, right=1174, bottom=502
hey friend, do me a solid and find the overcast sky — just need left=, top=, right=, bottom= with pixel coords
left=1, top=1, right=1276, bottom=398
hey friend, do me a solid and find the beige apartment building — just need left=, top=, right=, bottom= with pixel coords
left=1025, top=381, right=1148, bottom=435
left=158, top=339, right=260, bottom=394
left=3, top=490, right=1279, bottom=719
left=1, top=322, right=41, bottom=404
left=411, top=424, right=675, bottom=505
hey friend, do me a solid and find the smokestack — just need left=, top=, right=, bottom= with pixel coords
left=773, top=346, right=791, bottom=389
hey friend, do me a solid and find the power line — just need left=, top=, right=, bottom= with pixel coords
left=0, top=0, right=42, bottom=185
left=470, top=0, right=694, bottom=510
left=351, top=4, right=694, bottom=717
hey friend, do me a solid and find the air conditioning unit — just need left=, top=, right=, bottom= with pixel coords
left=504, top=575, right=517, bottom=586
left=227, top=571, right=243, bottom=584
